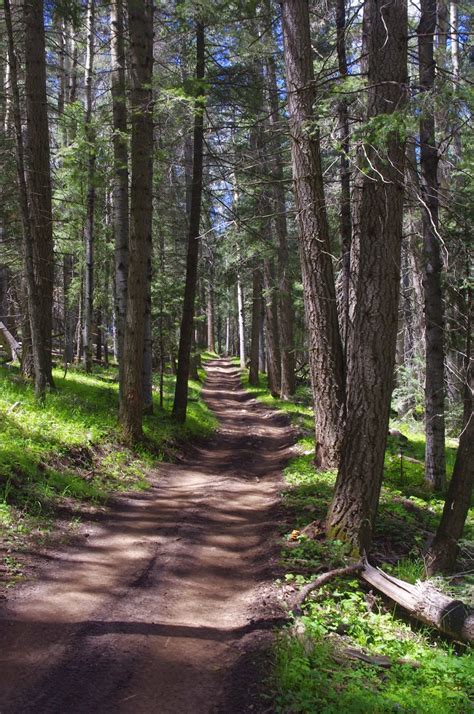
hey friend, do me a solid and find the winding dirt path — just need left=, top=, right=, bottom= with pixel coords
left=0, top=359, right=294, bottom=713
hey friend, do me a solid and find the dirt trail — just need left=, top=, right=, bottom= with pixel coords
left=0, top=359, right=295, bottom=713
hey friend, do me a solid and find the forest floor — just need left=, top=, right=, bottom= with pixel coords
left=0, top=359, right=295, bottom=713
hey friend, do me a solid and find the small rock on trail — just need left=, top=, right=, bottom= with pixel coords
left=0, top=359, right=295, bottom=713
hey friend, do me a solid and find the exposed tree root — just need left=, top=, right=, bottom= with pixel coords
left=291, top=562, right=364, bottom=614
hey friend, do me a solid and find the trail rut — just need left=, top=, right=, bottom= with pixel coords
left=0, top=359, right=295, bottom=713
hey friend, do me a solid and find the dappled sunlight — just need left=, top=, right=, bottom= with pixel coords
left=0, top=358, right=294, bottom=712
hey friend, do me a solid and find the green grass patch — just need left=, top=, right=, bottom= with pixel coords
left=0, top=362, right=216, bottom=583
left=239, top=367, right=473, bottom=713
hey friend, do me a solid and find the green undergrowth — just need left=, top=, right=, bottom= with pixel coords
left=240, top=368, right=473, bottom=713
left=0, top=361, right=216, bottom=585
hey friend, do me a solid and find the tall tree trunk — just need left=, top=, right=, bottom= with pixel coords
left=111, top=0, right=129, bottom=398
left=418, top=0, right=446, bottom=491
left=237, top=274, right=246, bottom=369
left=5, top=0, right=54, bottom=399
left=225, top=313, right=231, bottom=356
left=24, top=0, right=55, bottom=388
left=56, top=16, right=66, bottom=117
left=401, top=240, right=415, bottom=368
left=263, top=258, right=281, bottom=397
left=461, top=255, right=472, bottom=428
left=249, top=267, right=262, bottom=386
left=265, top=53, right=295, bottom=398
left=142, top=287, right=153, bottom=414
left=206, top=275, right=215, bottom=353
left=119, top=0, right=154, bottom=441
left=426, top=392, right=473, bottom=574
left=336, top=0, right=352, bottom=354
left=82, top=0, right=96, bottom=372
left=327, top=0, right=408, bottom=553
left=63, top=254, right=74, bottom=364
left=172, top=21, right=205, bottom=422
left=281, top=0, right=345, bottom=468
left=251, top=115, right=282, bottom=396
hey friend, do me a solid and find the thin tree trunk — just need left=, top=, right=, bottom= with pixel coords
left=418, top=0, right=446, bottom=491
left=237, top=274, right=246, bottom=369
left=95, top=308, right=102, bottom=362
left=119, top=0, right=154, bottom=441
left=263, top=258, right=281, bottom=397
left=336, top=0, right=352, bottom=354
left=57, top=16, right=66, bottom=116
left=82, top=0, right=96, bottom=373
left=3, top=56, right=12, bottom=134
left=206, top=277, right=215, bottom=353
left=249, top=267, right=262, bottom=386
left=142, top=292, right=153, bottom=414
left=63, top=254, right=74, bottom=364
left=225, top=311, right=230, bottom=356
left=111, top=0, right=129, bottom=397
left=462, top=254, right=472, bottom=428
left=281, top=0, right=345, bottom=468
left=21, top=291, right=34, bottom=379
left=401, top=240, right=415, bottom=368
left=172, top=21, right=205, bottom=423
left=327, top=0, right=408, bottom=553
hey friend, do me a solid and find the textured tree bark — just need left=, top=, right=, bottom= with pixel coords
left=82, top=0, right=96, bottom=373
left=120, top=0, right=154, bottom=441
left=5, top=0, right=54, bottom=399
left=426, top=391, right=473, bottom=574
left=24, top=0, right=55, bottom=388
left=249, top=267, right=262, bottom=386
left=281, top=0, right=345, bottom=468
left=172, top=21, right=205, bottom=422
left=336, top=0, right=352, bottom=355
left=111, top=0, right=129, bottom=399
left=327, top=0, right=408, bottom=552
left=418, top=0, right=446, bottom=492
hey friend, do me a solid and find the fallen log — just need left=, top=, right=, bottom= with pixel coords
left=0, top=321, right=20, bottom=361
left=361, top=560, right=474, bottom=643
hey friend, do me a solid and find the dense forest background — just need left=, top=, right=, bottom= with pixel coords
left=0, top=0, right=472, bottom=570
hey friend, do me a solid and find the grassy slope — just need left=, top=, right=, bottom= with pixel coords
left=241, top=370, right=473, bottom=714
left=0, top=360, right=217, bottom=586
